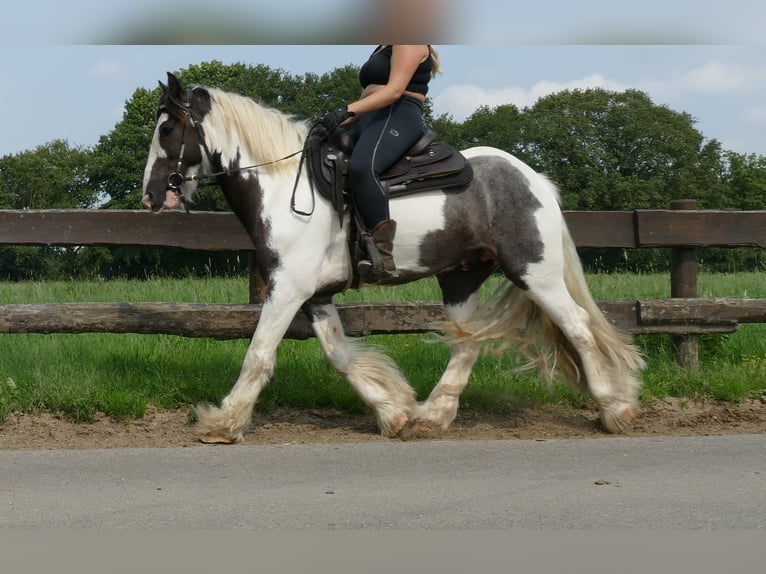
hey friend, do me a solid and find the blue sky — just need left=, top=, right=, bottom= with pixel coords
left=2, top=1, right=766, bottom=158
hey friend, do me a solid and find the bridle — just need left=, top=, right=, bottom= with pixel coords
left=153, top=87, right=208, bottom=212
left=157, top=86, right=319, bottom=215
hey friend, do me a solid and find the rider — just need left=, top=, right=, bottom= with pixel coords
left=317, top=45, right=441, bottom=280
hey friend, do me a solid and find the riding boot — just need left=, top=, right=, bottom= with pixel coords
left=358, top=219, right=399, bottom=282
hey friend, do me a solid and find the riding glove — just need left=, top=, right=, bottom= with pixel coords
left=319, top=105, right=355, bottom=132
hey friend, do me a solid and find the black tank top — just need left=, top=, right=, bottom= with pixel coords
left=358, top=45, right=433, bottom=96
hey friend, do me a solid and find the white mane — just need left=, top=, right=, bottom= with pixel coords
left=204, top=88, right=309, bottom=177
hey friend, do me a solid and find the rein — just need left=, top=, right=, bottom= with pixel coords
left=161, top=88, right=323, bottom=216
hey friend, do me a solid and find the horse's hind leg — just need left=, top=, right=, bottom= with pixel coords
left=413, top=260, right=495, bottom=428
left=521, top=272, right=640, bottom=433
left=304, top=300, right=416, bottom=437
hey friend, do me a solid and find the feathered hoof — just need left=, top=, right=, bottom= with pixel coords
left=409, top=399, right=458, bottom=431
left=600, top=404, right=637, bottom=434
left=194, top=402, right=246, bottom=444
left=375, top=409, right=410, bottom=438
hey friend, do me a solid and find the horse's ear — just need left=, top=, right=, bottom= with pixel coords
left=158, top=80, right=167, bottom=92
left=167, top=72, right=183, bottom=100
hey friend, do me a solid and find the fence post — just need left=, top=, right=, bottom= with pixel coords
left=670, top=199, right=699, bottom=370
left=248, top=252, right=267, bottom=305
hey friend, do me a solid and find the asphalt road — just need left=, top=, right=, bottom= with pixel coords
left=1, top=434, right=764, bottom=529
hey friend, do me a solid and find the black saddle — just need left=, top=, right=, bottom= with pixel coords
left=307, top=129, right=474, bottom=225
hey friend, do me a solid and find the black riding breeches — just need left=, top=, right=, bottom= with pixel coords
left=348, top=96, right=425, bottom=229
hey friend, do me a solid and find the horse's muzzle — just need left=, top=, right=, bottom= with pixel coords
left=142, top=189, right=181, bottom=212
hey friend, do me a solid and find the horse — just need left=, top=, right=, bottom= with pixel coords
left=142, top=72, right=645, bottom=444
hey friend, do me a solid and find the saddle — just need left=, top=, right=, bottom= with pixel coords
left=307, top=129, right=474, bottom=226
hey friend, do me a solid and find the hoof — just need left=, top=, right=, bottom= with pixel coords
left=199, top=432, right=238, bottom=444
left=382, top=411, right=409, bottom=438
left=600, top=405, right=637, bottom=434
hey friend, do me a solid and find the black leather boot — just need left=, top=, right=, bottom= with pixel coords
left=358, top=219, right=399, bottom=281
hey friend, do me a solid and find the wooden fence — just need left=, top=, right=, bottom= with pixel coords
left=2, top=199, right=766, bottom=370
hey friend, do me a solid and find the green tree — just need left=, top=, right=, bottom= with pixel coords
left=460, top=104, right=525, bottom=157
left=427, top=113, right=463, bottom=147
left=506, top=88, right=727, bottom=271
left=721, top=151, right=766, bottom=210
left=0, top=140, right=97, bottom=280
left=697, top=150, right=766, bottom=271
left=0, top=140, right=95, bottom=209
left=89, top=86, right=159, bottom=210
left=520, top=88, right=717, bottom=212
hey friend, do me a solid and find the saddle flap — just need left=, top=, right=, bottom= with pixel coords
left=306, top=127, right=350, bottom=224
left=380, top=142, right=464, bottom=186
left=380, top=142, right=459, bottom=181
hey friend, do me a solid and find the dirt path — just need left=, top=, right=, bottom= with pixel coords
left=1, top=398, right=764, bottom=450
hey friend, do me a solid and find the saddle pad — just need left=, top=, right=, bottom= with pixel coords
left=386, top=161, right=474, bottom=198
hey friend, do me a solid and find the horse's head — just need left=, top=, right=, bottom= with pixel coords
left=142, top=72, right=212, bottom=212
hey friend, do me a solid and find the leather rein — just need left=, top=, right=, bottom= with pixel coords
left=158, top=87, right=318, bottom=215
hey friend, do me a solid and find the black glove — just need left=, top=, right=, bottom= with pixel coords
left=319, top=105, right=355, bottom=132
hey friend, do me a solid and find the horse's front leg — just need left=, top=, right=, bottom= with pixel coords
left=304, top=300, right=416, bottom=437
left=195, top=281, right=308, bottom=444
left=412, top=265, right=493, bottom=429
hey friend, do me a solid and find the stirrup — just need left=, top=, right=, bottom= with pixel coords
left=358, top=256, right=399, bottom=282
left=357, top=232, right=382, bottom=279
left=357, top=258, right=374, bottom=278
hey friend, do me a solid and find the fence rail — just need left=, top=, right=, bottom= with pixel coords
left=4, top=298, right=765, bottom=339
left=2, top=203, right=765, bottom=369
left=2, top=208, right=766, bottom=250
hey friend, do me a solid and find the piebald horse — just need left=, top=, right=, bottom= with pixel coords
left=142, top=73, right=645, bottom=443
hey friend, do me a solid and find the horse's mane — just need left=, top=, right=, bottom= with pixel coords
left=205, top=87, right=308, bottom=177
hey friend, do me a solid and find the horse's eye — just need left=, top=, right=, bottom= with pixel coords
left=159, top=124, right=173, bottom=138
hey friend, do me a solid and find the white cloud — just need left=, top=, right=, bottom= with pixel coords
left=432, top=74, right=631, bottom=121
left=681, top=61, right=753, bottom=95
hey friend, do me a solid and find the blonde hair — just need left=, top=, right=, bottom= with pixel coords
left=430, top=46, right=442, bottom=77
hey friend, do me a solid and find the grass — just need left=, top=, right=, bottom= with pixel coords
left=1, top=272, right=765, bottom=423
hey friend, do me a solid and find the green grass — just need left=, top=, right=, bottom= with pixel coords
left=1, top=273, right=765, bottom=423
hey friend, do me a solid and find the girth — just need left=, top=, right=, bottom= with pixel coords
left=307, top=129, right=474, bottom=225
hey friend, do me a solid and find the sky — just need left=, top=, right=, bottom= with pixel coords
left=2, top=0, right=766, bottom=158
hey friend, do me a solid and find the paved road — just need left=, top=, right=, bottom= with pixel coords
left=1, top=434, right=764, bottom=529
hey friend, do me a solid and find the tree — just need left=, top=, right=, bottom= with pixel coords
left=460, top=104, right=525, bottom=157
left=721, top=151, right=766, bottom=210
left=0, top=140, right=97, bottom=279
left=0, top=140, right=95, bottom=209
left=520, top=88, right=718, bottom=212
left=502, top=88, right=727, bottom=271
left=697, top=150, right=766, bottom=271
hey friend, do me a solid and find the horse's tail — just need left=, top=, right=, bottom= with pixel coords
left=436, top=218, right=645, bottom=412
